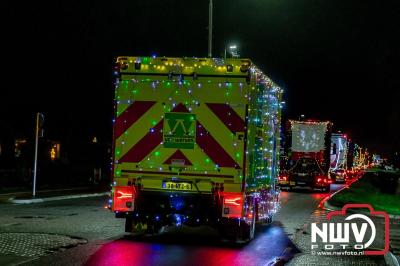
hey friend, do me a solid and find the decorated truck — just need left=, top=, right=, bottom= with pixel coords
left=279, top=120, right=332, bottom=191
left=109, top=56, right=282, bottom=241
left=329, top=133, right=349, bottom=183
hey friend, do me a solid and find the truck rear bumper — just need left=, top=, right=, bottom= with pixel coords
left=119, top=190, right=221, bottom=227
left=278, top=180, right=314, bottom=187
left=278, top=180, right=329, bottom=189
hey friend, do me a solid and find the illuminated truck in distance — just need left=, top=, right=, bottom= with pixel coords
left=279, top=120, right=332, bottom=192
left=329, top=133, right=349, bottom=183
left=109, top=56, right=282, bottom=242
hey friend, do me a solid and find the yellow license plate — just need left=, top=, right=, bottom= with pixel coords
left=290, top=181, right=296, bottom=186
left=162, top=181, right=192, bottom=191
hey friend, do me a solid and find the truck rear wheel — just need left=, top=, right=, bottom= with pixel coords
left=238, top=198, right=256, bottom=242
left=219, top=214, right=255, bottom=243
left=125, top=216, right=133, bottom=233
left=247, top=212, right=256, bottom=240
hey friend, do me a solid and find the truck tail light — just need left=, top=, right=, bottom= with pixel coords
left=316, top=176, right=330, bottom=184
left=221, top=192, right=243, bottom=218
left=112, top=186, right=134, bottom=212
left=224, top=197, right=242, bottom=206
left=278, top=175, right=288, bottom=181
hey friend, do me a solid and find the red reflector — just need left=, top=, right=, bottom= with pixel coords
left=116, top=190, right=133, bottom=199
left=224, top=197, right=242, bottom=206
left=278, top=176, right=288, bottom=181
left=113, top=186, right=134, bottom=212
left=221, top=192, right=244, bottom=218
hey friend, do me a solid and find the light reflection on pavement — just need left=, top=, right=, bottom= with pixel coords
left=85, top=223, right=300, bottom=266
left=84, top=185, right=349, bottom=266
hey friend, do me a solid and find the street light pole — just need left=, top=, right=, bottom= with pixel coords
left=208, top=0, right=213, bottom=57
left=33, top=113, right=40, bottom=197
left=33, top=112, right=44, bottom=197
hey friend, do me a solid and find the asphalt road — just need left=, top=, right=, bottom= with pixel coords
left=0, top=184, right=385, bottom=266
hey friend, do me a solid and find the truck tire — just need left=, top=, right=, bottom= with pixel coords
left=233, top=215, right=256, bottom=243
left=125, top=216, right=133, bottom=233
left=219, top=212, right=256, bottom=243
left=247, top=211, right=256, bottom=241
left=239, top=198, right=256, bottom=242
left=145, top=223, right=155, bottom=235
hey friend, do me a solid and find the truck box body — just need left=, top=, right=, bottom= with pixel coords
left=279, top=120, right=332, bottom=191
left=110, top=56, right=282, bottom=240
left=330, top=133, right=348, bottom=170
left=329, top=133, right=349, bottom=183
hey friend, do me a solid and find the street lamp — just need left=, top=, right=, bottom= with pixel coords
left=224, top=44, right=240, bottom=59
left=208, top=2, right=239, bottom=59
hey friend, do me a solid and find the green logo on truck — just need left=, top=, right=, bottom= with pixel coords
left=163, top=113, right=196, bottom=149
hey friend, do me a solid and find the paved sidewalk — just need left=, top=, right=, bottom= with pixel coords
left=0, top=185, right=110, bottom=204
left=389, top=226, right=400, bottom=265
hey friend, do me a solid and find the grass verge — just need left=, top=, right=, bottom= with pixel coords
left=328, top=171, right=400, bottom=215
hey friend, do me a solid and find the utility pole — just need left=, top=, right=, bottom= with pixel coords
left=33, top=112, right=44, bottom=197
left=208, top=0, right=213, bottom=57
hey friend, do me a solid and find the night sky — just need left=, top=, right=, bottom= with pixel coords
left=2, top=0, right=399, bottom=156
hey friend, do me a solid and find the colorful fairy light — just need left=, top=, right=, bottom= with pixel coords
left=112, top=56, right=283, bottom=189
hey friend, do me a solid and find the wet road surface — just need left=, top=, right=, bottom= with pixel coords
left=0, top=185, right=345, bottom=266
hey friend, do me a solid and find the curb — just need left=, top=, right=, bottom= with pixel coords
left=323, top=190, right=400, bottom=266
left=323, top=200, right=400, bottom=219
left=8, top=192, right=110, bottom=204
left=385, top=251, right=400, bottom=266
left=323, top=192, right=400, bottom=219
left=0, top=187, right=93, bottom=197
